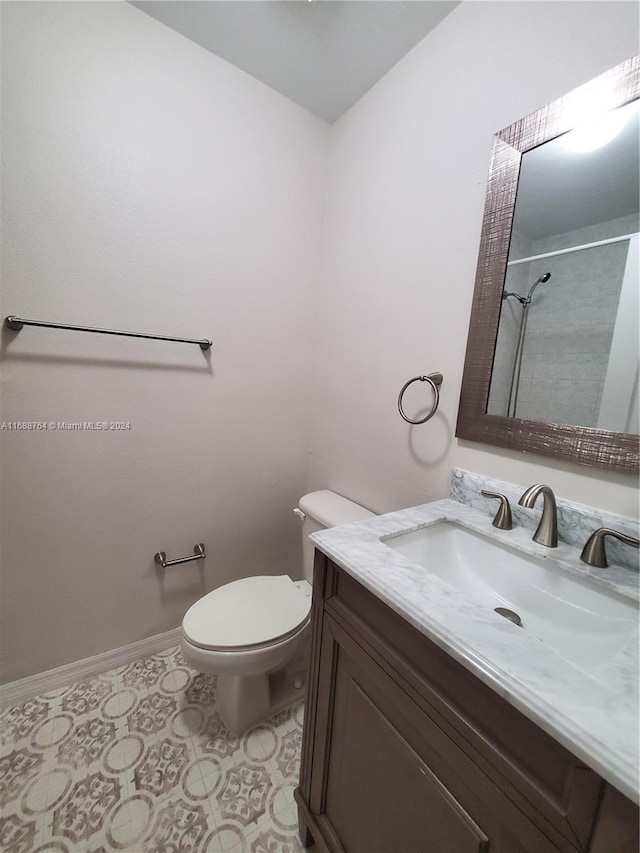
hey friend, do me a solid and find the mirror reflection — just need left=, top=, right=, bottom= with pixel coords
left=487, top=98, right=639, bottom=433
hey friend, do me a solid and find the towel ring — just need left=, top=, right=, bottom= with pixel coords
left=398, top=372, right=443, bottom=424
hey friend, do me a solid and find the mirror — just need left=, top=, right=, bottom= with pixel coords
left=488, top=98, right=639, bottom=431
left=457, top=56, right=639, bottom=473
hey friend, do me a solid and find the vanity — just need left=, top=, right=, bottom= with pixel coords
left=294, top=470, right=639, bottom=853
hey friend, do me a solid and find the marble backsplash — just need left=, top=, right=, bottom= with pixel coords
left=450, top=468, right=640, bottom=572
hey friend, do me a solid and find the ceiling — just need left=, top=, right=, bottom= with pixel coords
left=130, top=1, right=459, bottom=122
left=513, top=99, right=640, bottom=242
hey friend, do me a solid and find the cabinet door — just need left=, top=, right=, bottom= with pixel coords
left=313, top=614, right=563, bottom=853
left=589, top=787, right=640, bottom=853
left=326, top=640, right=489, bottom=853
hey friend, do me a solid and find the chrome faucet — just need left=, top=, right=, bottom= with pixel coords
left=518, top=484, right=558, bottom=548
left=580, top=528, right=639, bottom=568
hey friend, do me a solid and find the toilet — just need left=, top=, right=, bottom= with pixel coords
left=181, top=490, right=374, bottom=733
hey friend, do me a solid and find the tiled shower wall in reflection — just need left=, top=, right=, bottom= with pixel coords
left=488, top=213, right=638, bottom=426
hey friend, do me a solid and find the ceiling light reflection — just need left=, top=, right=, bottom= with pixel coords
left=561, top=105, right=631, bottom=153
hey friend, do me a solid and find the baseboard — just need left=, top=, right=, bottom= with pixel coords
left=0, top=627, right=182, bottom=708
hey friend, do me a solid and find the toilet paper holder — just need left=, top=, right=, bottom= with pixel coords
left=154, top=543, right=206, bottom=568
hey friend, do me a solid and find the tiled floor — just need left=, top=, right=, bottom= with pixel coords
left=0, top=646, right=313, bottom=852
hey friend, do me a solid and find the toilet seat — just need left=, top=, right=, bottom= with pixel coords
left=182, top=575, right=311, bottom=652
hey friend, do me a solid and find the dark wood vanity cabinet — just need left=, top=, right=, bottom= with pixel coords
left=295, top=554, right=639, bottom=853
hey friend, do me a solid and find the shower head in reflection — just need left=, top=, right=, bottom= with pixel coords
left=503, top=272, right=551, bottom=305
left=525, top=271, right=551, bottom=301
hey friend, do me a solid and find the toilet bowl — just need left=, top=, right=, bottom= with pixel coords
left=181, top=490, right=374, bottom=732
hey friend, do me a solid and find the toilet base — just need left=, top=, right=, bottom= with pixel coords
left=181, top=619, right=310, bottom=733
left=216, top=648, right=308, bottom=733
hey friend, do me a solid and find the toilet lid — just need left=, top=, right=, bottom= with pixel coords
left=182, top=575, right=312, bottom=650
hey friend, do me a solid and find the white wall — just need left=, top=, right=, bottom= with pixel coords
left=0, top=2, right=328, bottom=681
left=309, top=1, right=639, bottom=517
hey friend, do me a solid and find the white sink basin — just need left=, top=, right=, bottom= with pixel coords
left=384, top=521, right=638, bottom=671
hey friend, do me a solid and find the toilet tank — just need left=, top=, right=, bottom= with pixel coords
left=296, top=490, right=375, bottom=583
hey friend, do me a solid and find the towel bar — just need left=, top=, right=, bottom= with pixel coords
left=4, top=315, right=212, bottom=351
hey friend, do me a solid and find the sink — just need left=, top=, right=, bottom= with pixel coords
left=383, top=521, right=638, bottom=671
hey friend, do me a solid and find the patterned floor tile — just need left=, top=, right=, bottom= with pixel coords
left=105, top=792, right=156, bottom=850
left=20, top=765, right=76, bottom=819
left=102, top=732, right=146, bottom=777
left=0, top=647, right=314, bottom=852
left=272, top=730, right=301, bottom=784
left=121, top=657, right=167, bottom=688
left=0, top=811, right=38, bottom=853
left=99, top=690, right=139, bottom=724
left=29, top=714, right=76, bottom=754
left=1, top=698, right=52, bottom=748
left=170, top=704, right=208, bottom=741
left=56, top=717, right=117, bottom=770
left=247, top=824, right=305, bottom=853
left=52, top=770, right=122, bottom=845
left=125, top=690, right=178, bottom=739
left=244, top=802, right=307, bottom=853
left=214, top=760, right=275, bottom=828
left=60, top=678, right=116, bottom=719
left=195, top=713, right=244, bottom=763
left=133, top=734, right=192, bottom=798
left=144, top=796, right=210, bottom=852
left=184, top=673, right=218, bottom=708
left=0, top=747, right=45, bottom=807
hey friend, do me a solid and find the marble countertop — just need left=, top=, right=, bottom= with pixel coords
left=310, top=496, right=639, bottom=803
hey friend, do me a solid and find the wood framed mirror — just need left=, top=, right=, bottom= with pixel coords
left=456, top=56, right=639, bottom=474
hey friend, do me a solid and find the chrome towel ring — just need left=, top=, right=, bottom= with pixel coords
left=398, top=372, right=443, bottom=424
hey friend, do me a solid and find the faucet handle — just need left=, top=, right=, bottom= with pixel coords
left=481, top=490, right=513, bottom=530
left=580, top=528, right=640, bottom=568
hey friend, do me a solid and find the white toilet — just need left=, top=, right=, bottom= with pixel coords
left=181, top=490, right=374, bottom=732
